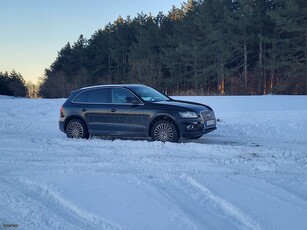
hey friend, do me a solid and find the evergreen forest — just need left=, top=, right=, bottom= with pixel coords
left=0, top=71, right=28, bottom=97
left=39, top=0, right=307, bottom=98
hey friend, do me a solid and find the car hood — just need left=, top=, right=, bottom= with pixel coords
left=149, top=100, right=212, bottom=113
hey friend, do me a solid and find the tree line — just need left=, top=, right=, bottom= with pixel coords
left=39, top=0, right=307, bottom=98
left=0, top=70, right=28, bottom=97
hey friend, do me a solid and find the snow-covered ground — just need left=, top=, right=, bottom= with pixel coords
left=0, top=95, right=307, bottom=230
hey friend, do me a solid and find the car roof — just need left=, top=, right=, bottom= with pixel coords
left=79, top=84, right=145, bottom=91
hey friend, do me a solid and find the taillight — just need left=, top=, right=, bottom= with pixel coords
left=60, top=106, right=64, bottom=117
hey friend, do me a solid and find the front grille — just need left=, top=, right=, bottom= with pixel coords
left=200, top=110, right=216, bottom=128
left=200, top=111, right=213, bottom=121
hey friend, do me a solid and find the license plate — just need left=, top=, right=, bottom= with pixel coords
left=206, top=120, right=215, bottom=126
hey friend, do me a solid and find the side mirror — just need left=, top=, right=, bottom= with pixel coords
left=126, top=96, right=140, bottom=104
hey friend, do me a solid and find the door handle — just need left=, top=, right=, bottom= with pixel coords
left=81, top=108, right=87, bottom=112
left=111, top=108, right=117, bottom=112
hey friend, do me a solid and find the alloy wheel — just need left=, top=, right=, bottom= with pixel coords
left=67, top=121, right=84, bottom=138
left=153, top=123, right=174, bottom=142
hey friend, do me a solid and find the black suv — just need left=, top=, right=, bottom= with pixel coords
left=59, top=84, right=216, bottom=142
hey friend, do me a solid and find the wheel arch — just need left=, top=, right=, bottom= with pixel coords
left=64, top=115, right=88, bottom=133
left=148, top=114, right=180, bottom=137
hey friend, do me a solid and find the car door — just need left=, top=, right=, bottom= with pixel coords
left=75, top=88, right=110, bottom=135
left=109, top=88, right=146, bottom=136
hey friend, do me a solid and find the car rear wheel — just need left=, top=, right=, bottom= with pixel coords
left=66, top=119, right=89, bottom=139
left=152, top=120, right=179, bottom=143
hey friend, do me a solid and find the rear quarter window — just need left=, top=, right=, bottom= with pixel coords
left=73, top=91, right=89, bottom=103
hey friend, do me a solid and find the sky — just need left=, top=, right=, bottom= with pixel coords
left=0, top=0, right=183, bottom=83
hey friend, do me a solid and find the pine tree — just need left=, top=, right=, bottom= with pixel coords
left=85, top=29, right=112, bottom=84
left=195, top=0, right=241, bottom=95
left=7, top=70, right=28, bottom=97
left=0, top=71, right=12, bottom=95
left=108, top=16, right=136, bottom=83
left=270, top=0, right=307, bottom=94
left=129, top=13, right=165, bottom=88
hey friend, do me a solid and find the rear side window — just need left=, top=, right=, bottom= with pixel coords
left=73, top=88, right=109, bottom=103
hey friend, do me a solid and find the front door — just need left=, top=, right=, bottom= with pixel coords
left=109, top=88, right=146, bottom=136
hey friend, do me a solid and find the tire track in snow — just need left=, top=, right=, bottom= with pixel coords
left=0, top=181, right=80, bottom=230
left=0, top=141, right=236, bottom=178
left=228, top=176, right=307, bottom=211
left=146, top=178, right=238, bottom=230
left=183, top=175, right=262, bottom=230
left=132, top=175, right=201, bottom=230
left=0, top=202, right=25, bottom=230
left=1, top=177, right=127, bottom=230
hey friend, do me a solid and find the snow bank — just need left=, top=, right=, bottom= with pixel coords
left=175, top=95, right=307, bottom=143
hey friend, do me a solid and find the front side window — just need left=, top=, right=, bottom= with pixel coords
left=130, top=86, right=170, bottom=102
left=73, top=88, right=109, bottom=103
left=111, top=88, right=138, bottom=104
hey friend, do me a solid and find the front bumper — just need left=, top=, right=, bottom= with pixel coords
left=178, top=118, right=217, bottom=138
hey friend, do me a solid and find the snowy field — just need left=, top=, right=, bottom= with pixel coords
left=0, top=94, right=307, bottom=230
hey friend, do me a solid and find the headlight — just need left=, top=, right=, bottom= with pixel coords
left=179, top=111, right=198, bottom=118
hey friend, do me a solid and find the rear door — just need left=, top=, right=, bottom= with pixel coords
left=73, top=88, right=110, bottom=135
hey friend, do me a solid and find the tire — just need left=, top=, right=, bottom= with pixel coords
left=66, top=119, right=89, bottom=139
left=151, top=120, right=179, bottom=143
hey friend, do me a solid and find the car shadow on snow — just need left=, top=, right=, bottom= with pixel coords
left=182, top=135, right=261, bottom=147
left=91, top=135, right=260, bottom=147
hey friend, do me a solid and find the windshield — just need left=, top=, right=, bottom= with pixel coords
left=130, top=86, right=170, bottom=102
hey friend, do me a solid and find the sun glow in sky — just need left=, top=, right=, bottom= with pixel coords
left=0, top=0, right=183, bottom=83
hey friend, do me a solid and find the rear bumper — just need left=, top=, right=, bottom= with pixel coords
left=59, top=121, right=65, bottom=133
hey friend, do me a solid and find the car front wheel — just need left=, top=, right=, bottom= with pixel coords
left=66, top=119, right=89, bottom=139
left=152, top=120, right=179, bottom=143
